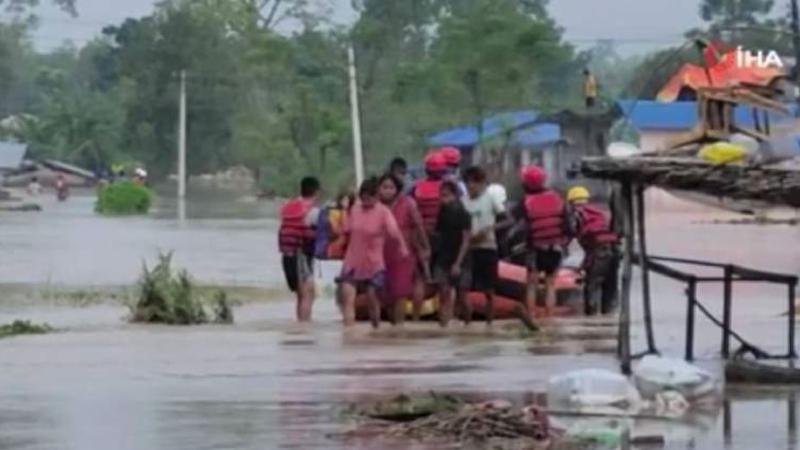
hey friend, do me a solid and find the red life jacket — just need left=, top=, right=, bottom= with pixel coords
left=576, top=203, right=619, bottom=248
left=524, top=190, right=568, bottom=248
left=278, top=197, right=315, bottom=255
left=413, top=178, right=442, bottom=234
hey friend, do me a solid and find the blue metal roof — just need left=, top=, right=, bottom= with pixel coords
left=617, top=100, right=798, bottom=131
left=428, top=110, right=538, bottom=147
left=512, top=123, right=562, bottom=148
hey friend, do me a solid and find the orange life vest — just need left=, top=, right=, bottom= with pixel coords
left=413, top=178, right=442, bottom=234
left=278, top=197, right=315, bottom=255
left=575, top=203, right=618, bottom=249
left=524, top=190, right=569, bottom=248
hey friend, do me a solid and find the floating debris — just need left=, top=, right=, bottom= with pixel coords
left=359, top=393, right=462, bottom=422
left=384, top=401, right=554, bottom=445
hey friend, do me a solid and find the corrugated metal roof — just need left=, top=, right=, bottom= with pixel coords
left=512, top=123, right=562, bottom=148
left=428, top=110, right=538, bottom=147
left=0, top=141, right=27, bottom=169
left=617, top=100, right=798, bottom=131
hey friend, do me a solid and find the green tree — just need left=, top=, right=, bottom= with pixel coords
left=696, top=0, right=791, bottom=53
left=0, top=0, right=75, bottom=15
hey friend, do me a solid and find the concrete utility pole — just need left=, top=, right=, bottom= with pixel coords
left=178, top=69, right=187, bottom=199
left=347, top=45, right=365, bottom=187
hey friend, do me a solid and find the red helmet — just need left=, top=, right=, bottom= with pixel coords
left=520, top=165, right=547, bottom=190
left=424, top=152, right=447, bottom=173
left=438, top=146, right=461, bottom=167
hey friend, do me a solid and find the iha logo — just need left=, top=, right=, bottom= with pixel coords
left=735, top=46, right=785, bottom=69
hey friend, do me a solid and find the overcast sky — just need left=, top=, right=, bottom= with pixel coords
left=15, top=0, right=729, bottom=54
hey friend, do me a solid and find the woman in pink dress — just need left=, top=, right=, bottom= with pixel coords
left=338, top=177, right=408, bottom=329
left=378, top=174, right=431, bottom=325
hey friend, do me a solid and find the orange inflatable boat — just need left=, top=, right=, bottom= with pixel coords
left=355, top=261, right=582, bottom=321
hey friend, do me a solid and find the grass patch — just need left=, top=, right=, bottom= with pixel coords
left=130, top=252, right=233, bottom=325
left=96, top=181, right=153, bottom=215
left=0, top=320, right=53, bottom=339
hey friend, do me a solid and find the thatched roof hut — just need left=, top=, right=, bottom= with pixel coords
left=580, top=156, right=800, bottom=208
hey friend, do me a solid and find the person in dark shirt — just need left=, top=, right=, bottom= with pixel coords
left=432, top=180, right=472, bottom=328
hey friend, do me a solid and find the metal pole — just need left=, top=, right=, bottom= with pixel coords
left=722, top=265, right=733, bottom=358
left=618, top=181, right=634, bottom=375
left=347, top=45, right=365, bottom=186
left=686, top=278, right=697, bottom=361
left=636, top=185, right=656, bottom=354
left=178, top=69, right=187, bottom=200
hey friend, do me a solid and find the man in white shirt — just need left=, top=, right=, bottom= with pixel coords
left=461, top=166, right=535, bottom=330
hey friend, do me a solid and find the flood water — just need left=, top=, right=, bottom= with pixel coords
left=1, top=188, right=800, bottom=450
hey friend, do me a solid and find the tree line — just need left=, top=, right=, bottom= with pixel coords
left=0, top=0, right=793, bottom=195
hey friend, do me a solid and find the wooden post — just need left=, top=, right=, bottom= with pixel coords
left=790, top=391, right=798, bottom=447
left=723, top=399, right=732, bottom=447
left=636, top=185, right=657, bottom=354
left=722, top=265, right=733, bottom=358
left=686, top=278, right=697, bottom=361
left=618, top=181, right=634, bottom=375
left=789, top=281, right=797, bottom=358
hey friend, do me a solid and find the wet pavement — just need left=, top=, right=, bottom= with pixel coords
left=1, top=189, right=799, bottom=449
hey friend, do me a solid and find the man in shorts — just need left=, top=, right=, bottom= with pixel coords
left=278, top=177, right=321, bottom=322
left=513, top=166, right=574, bottom=319
left=432, top=180, right=472, bottom=328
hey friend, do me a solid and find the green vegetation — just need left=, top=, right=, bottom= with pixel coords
left=0, top=320, right=53, bottom=339
left=212, top=290, right=235, bottom=324
left=131, top=252, right=233, bottom=325
left=95, top=181, right=153, bottom=216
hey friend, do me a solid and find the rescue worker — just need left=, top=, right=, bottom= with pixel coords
left=411, top=152, right=448, bottom=236
left=567, top=186, right=620, bottom=315
left=513, top=165, right=573, bottom=320
left=278, top=177, right=321, bottom=322
left=438, top=146, right=466, bottom=195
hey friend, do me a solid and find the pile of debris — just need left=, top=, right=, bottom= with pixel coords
left=386, top=401, right=552, bottom=444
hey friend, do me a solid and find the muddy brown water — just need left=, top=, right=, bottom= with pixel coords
left=1, top=190, right=799, bottom=449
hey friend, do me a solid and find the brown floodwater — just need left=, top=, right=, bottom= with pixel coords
left=0, top=189, right=799, bottom=449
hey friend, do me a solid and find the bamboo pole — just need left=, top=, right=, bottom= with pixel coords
left=618, top=181, right=634, bottom=375
left=636, top=185, right=657, bottom=354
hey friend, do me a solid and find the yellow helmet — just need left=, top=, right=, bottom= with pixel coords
left=567, top=186, right=591, bottom=202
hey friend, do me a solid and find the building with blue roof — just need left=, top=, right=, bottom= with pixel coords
left=426, top=108, right=617, bottom=189
left=615, top=99, right=799, bottom=152
left=428, top=110, right=544, bottom=148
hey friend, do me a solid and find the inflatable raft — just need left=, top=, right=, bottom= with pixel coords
left=355, top=261, right=582, bottom=321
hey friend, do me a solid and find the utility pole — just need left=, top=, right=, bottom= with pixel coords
left=178, top=69, right=187, bottom=199
left=347, top=45, right=365, bottom=187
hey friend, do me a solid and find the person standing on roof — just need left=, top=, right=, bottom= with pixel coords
left=583, top=69, right=598, bottom=109
left=567, top=186, right=620, bottom=315
left=278, top=177, right=322, bottom=322
left=512, top=165, right=574, bottom=319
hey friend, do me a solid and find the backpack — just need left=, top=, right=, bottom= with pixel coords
left=313, top=206, right=348, bottom=260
